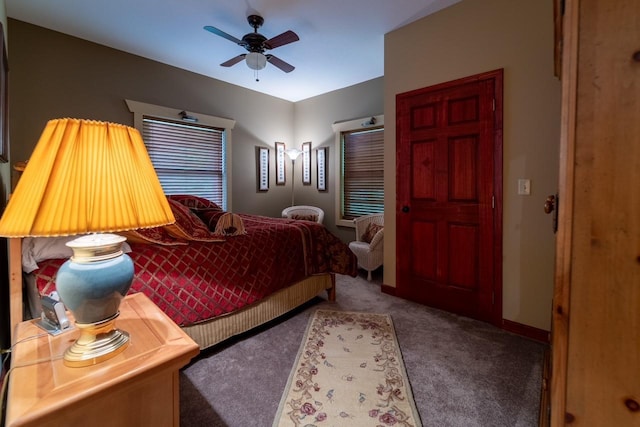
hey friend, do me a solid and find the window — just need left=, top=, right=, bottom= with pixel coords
left=142, top=117, right=226, bottom=209
left=126, top=100, right=235, bottom=210
left=333, top=115, right=384, bottom=226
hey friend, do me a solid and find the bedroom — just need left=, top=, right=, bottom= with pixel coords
left=0, top=0, right=560, bottom=424
left=1, top=0, right=560, bottom=335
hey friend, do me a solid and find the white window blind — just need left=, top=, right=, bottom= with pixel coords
left=142, top=116, right=226, bottom=209
left=341, top=127, right=384, bottom=220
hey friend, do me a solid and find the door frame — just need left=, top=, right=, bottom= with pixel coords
left=395, top=69, right=503, bottom=327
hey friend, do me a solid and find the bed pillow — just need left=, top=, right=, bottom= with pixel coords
left=120, top=227, right=187, bottom=247
left=22, top=235, right=132, bottom=273
left=193, top=208, right=226, bottom=231
left=164, top=198, right=225, bottom=242
left=168, top=194, right=223, bottom=211
left=168, top=194, right=225, bottom=230
left=361, top=223, right=383, bottom=244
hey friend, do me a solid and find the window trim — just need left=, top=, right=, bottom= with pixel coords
left=126, top=99, right=236, bottom=210
left=332, top=114, right=384, bottom=228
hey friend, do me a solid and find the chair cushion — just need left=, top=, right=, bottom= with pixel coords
left=362, top=222, right=383, bottom=243
left=290, top=213, right=318, bottom=222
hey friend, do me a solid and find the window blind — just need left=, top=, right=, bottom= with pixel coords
left=142, top=117, right=226, bottom=209
left=342, top=127, right=384, bottom=220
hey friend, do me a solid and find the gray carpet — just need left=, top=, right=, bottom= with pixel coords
left=180, top=271, right=545, bottom=426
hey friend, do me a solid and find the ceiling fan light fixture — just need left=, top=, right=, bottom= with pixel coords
left=246, top=52, right=267, bottom=70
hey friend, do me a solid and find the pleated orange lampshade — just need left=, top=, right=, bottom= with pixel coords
left=0, top=118, right=175, bottom=237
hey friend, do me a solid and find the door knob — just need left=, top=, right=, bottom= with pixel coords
left=402, top=206, right=410, bottom=213
left=544, top=195, right=555, bottom=214
left=545, top=194, right=559, bottom=234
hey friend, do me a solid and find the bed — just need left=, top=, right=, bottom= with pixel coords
left=9, top=195, right=357, bottom=350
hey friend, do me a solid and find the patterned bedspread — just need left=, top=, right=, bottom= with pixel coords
left=33, top=214, right=357, bottom=327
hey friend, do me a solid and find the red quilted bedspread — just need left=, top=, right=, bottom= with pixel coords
left=33, top=215, right=357, bottom=327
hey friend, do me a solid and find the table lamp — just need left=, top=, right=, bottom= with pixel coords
left=0, top=118, right=175, bottom=367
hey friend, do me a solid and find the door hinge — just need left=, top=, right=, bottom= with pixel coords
left=492, top=98, right=496, bottom=111
left=492, top=291, right=495, bottom=305
left=492, top=195, right=495, bottom=209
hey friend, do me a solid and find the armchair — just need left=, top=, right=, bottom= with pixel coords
left=281, top=205, right=324, bottom=224
left=348, top=213, right=384, bottom=281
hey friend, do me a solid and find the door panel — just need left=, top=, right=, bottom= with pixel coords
left=411, top=220, right=437, bottom=280
left=447, top=223, right=478, bottom=289
left=449, top=135, right=478, bottom=201
left=411, top=141, right=436, bottom=200
left=396, top=70, right=503, bottom=325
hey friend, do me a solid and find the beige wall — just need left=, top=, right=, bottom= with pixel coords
left=385, top=0, right=561, bottom=330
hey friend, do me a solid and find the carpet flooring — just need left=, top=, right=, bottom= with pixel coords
left=180, top=271, right=546, bottom=426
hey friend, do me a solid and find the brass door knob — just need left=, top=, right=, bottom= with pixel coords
left=544, top=195, right=556, bottom=214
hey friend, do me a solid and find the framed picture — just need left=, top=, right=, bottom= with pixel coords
left=0, top=22, right=8, bottom=163
left=256, top=147, right=269, bottom=191
left=317, top=147, right=327, bottom=191
left=301, top=142, right=311, bottom=185
left=275, top=142, right=286, bottom=185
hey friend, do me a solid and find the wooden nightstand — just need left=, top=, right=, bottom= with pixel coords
left=5, top=293, right=200, bottom=427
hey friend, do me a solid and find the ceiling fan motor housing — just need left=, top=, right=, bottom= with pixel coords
left=243, top=32, right=267, bottom=52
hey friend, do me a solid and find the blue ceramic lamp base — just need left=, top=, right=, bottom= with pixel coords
left=56, top=234, right=134, bottom=368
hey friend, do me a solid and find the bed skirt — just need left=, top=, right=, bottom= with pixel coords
left=182, top=273, right=335, bottom=350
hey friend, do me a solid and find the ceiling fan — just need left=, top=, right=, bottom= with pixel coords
left=204, top=15, right=299, bottom=75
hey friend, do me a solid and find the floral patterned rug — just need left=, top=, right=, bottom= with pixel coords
left=273, top=310, right=422, bottom=427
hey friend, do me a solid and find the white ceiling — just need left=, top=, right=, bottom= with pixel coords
left=6, top=0, right=460, bottom=102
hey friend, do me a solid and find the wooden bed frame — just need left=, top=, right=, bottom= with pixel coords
left=8, top=237, right=336, bottom=349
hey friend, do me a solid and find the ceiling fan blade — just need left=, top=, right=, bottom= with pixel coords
left=266, top=55, right=295, bottom=73
left=264, top=30, right=299, bottom=49
left=204, top=25, right=246, bottom=46
left=221, top=54, right=246, bottom=67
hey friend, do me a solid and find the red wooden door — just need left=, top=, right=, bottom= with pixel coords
left=396, top=70, right=503, bottom=325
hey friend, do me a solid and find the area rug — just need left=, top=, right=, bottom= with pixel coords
left=273, top=309, right=422, bottom=427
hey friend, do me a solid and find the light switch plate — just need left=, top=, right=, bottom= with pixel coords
left=518, top=179, right=531, bottom=195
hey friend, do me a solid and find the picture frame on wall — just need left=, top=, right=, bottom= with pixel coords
left=256, top=146, right=269, bottom=191
left=302, top=141, right=311, bottom=185
left=275, top=142, right=286, bottom=185
left=0, top=23, right=8, bottom=163
left=317, top=147, right=327, bottom=191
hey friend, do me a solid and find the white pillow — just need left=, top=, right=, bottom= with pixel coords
left=22, top=235, right=132, bottom=273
